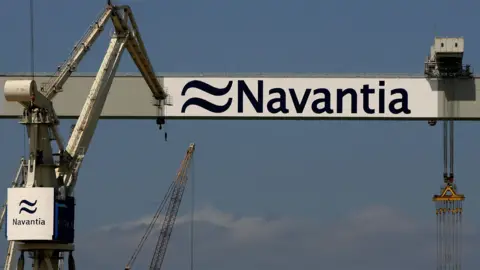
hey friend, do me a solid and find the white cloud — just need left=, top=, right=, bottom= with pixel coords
left=72, top=204, right=479, bottom=270
left=100, top=204, right=299, bottom=244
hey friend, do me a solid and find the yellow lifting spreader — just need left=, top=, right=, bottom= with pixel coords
left=433, top=183, right=465, bottom=215
left=433, top=184, right=465, bottom=201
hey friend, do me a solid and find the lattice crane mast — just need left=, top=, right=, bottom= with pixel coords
left=149, top=143, right=194, bottom=270
left=124, top=143, right=195, bottom=270
left=2, top=3, right=168, bottom=270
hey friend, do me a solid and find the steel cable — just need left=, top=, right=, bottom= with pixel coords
left=190, top=154, right=195, bottom=270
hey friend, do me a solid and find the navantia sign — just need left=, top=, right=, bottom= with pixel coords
left=165, top=77, right=439, bottom=119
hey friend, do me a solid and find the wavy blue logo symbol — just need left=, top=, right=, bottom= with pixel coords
left=19, top=199, right=37, bottom=214
left=181, top=80, right=233, bottom=113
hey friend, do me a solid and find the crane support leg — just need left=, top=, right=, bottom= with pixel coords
left=15, top=244, right=73, bottom=270
left=24, top=116, right=57, bottom=188
left=4, top=241, right=17, bottom=270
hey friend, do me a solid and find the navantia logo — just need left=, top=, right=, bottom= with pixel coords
left=13, top=199, right=45, bottom=226
left=181, top=79, right=412, bottom=115
left=19, top=199, right=37, bottom=214
left=181, top=80, right=233, bottom=113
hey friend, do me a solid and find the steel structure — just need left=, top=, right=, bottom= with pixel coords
left=124, top=143, right=195, bottom=270
left=1, top=73, right=479, bottom=120
left=0, top=3, right=475, bottom=269
left=2, top=3, right=167, bottom=270
left=426, top=37, right=468, bottom=270
left=148, top=143, right=194, bottom=270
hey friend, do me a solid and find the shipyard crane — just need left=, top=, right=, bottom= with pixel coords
left=125, top=143, right=195, bottom=270
left=2, top=3, right=168, bottom=270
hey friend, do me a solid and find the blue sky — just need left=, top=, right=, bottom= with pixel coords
left=1, top=0, right=480, bottom=269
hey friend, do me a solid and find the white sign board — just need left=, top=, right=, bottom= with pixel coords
left=164, top=77, right=439, bottom=118
left=6, top=187, right=55, bottom=241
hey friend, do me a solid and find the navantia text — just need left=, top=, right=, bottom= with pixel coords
left=181, top=79, right=411, bottom=115
left=238, top=80, right=410, bottom=114
left=12, top=218, right=45, bottom=226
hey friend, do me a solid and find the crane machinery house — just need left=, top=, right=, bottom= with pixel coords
left=5, top=187, right=75, bottom=243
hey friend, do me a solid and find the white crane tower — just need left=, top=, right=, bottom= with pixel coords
left=1, top=2, right=168, bottom=269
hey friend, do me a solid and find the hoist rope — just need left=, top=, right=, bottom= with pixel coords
left=23, top=126, right=26, bottom=159
left=29, top=0, right=35, bottom=81
left=24, top=0, right=36, bottom=159
left=442, top=120, right=455, bottom=176
left=449, top=120, right=454, bottom=175
left=443, top=121, right=448, bottom=176
left=190, top=155, right=195, bottom=270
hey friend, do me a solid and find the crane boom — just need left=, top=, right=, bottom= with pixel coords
left=62, top=33, right=129, bottom=193
left=40, top=5, right=166, bottom=101
left=124, top=181, right=176, bottom=270
left=124, top=143, right=195, bottom=270
left=42, top=8, right=113, bottom=100
left=149, top=143, right=195, bottom=270
left=2, top=3, right=168, bottom=269
left=55, top=4, right=169, bottom=195
left=110, top=6, right=167, bottom=100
